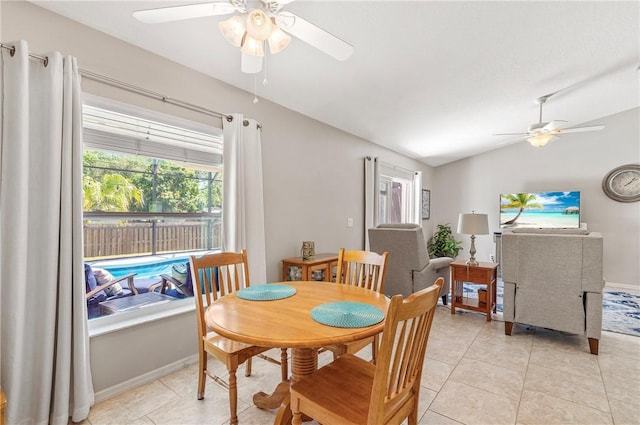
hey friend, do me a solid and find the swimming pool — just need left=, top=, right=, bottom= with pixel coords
left=90, top=251, right=209, bottom=280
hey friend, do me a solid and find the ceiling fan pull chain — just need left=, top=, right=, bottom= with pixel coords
left=253, top=74, right=259, bottom=104
left=263, top=46, right=269, bottom=86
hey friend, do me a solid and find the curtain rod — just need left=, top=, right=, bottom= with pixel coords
left=79, top=69, right=229, bottom=121
left=1, top=42, right=49, bottom=66
left=1, top=42, right=262, bottom=128
left=376, top=158, right=419, bottom=175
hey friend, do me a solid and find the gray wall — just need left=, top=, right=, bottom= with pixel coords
left=433, top=108, right=640, bottom=289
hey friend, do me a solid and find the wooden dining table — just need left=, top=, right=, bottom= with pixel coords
left=205, top=280, right=390, bottom=424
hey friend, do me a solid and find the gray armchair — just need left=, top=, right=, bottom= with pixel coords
left=368, top=224, right=452, bottom=303
left=501, top=229, right=604, bottom=354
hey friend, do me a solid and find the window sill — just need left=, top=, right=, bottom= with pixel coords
left=88, top=297, right=194, bottom=338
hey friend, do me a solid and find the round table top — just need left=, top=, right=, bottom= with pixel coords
left=205, top=281, right=390, bottom=349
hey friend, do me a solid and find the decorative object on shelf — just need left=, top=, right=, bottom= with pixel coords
left=282, top=253, right=338, bottom=282
left=301, top=241, right=315, bottom=260
left=288, top=267, right=302, bottom=281
left=602, top=163, right=640, bottom=202
left=427, top=223, right=463, bottom=259
left=421, top=189, right=431, bottom=220
left=457, top=211, right=489, bottom=266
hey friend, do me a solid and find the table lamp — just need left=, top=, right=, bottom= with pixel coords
left=457, top=212, right=489, bottom=266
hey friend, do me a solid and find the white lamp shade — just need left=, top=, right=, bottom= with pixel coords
left=457, top=213, right=489, bottom=235
left=219, top=14, right=246, bottom=47
left=527, top=133, right=556, bottom=147
left=241, top=35, right=265, bottom=57
left=245, top=9, right=273, bottom=41
left=268, top=25, right=291, bottom=54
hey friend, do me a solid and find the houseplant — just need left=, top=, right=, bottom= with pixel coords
left=427, top=223, right=463, bottom=258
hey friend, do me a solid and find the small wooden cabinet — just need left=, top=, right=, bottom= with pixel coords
left=450, top=260, right=499, bottom=322
left=282, top=253, right=338, bottom=282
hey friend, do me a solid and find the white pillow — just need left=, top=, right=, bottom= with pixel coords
left=92, top=268, right=124, bottom=296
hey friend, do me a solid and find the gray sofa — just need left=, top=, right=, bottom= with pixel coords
left=368, top=224, right=452, bottom=303
left=501, top=229, right=604, bottom=354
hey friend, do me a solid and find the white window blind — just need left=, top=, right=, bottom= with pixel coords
left=82, top=97, right=223, bottom=171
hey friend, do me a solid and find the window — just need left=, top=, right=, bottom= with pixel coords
left=375, top=160, right=422, bottom=225
left=83, top=97, right=224, bottom=320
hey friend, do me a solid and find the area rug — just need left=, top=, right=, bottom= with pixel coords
left=602, top=291, right=640, bottom=337
left=450, top=282, right=640, bottom=337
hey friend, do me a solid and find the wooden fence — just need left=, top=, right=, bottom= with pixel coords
left=84, top=221, right=221, bottom=259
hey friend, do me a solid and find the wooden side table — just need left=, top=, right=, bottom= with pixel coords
left=281, top=253, right=338, bottom=282
left=450, top=260, right=499, bottom=322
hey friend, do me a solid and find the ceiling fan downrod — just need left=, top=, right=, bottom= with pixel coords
left=535, top=95, right=549, bottom=124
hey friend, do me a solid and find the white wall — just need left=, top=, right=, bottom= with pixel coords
left=433, top=108, right=640, bottom=289
left=1, top=1, right=434, bottom=395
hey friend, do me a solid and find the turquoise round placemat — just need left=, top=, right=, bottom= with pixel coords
left=310, top=301, right=384, bottom=328
left=236, top=284, right=296, bottom=301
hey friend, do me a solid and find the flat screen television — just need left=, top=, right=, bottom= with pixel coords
left=500, top=191, right=581, bottom=229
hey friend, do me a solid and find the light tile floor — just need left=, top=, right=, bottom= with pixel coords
left=83, top=305, right=640, bottom=425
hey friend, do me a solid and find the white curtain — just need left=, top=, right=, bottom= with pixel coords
left=222, top=114, right=267, bottom=283
left=363, top=156, right=376, bottom=249
left=0, top=40, right=93, bottom=424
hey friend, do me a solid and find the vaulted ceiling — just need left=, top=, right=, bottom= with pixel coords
left=32, top=1, right=640, bottom=166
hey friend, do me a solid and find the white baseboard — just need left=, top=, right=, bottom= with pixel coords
left=93, top=354, right=199, bottom=404
left=605, top=281, right=640, bottom=295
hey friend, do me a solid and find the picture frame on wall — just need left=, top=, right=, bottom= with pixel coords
left=421, top=189, right=430, bottom=220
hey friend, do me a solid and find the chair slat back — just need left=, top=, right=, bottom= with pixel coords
left=368, top=277, right=443, bottom=424
left=335, top=248, right=389, bottom=293
left=190, top=250, right=250, bottom=338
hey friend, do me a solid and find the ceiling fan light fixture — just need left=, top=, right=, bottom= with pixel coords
left=245, top=9, right=273, bottom=41
left=527, top=133, right=556, bottom=147
left=267, top=24, right=291, bottom=54
left=219, top=14, right=246, bottom=47
left=241, top=34, right=265, bottom=57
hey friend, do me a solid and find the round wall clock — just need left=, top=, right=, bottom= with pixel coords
left=602, top=164, right=640, bottom=202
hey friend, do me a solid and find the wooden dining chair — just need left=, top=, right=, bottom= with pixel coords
left=290, top=277, right=443, bottom=425
left=190, top=250, right=288, bottom=425
left=324, top=248, right=389, bottom=362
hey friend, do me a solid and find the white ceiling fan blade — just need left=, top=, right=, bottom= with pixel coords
left=493, top=132, right=529, bottom=136
left=497, top=135, right=529, bottom=146
left=541, top=120, right=568, bottom=132
left=276, top=11, right=354, bottom=61
left=554, top=125, right=605, bottom=134
left=133, top=2, right=236, bottom=24
left=241, top=53, right=263, bottom=74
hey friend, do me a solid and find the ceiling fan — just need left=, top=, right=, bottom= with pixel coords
left=133, top=0, right=354, bottom=74
left=495, top=95, right=604, bottom=147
